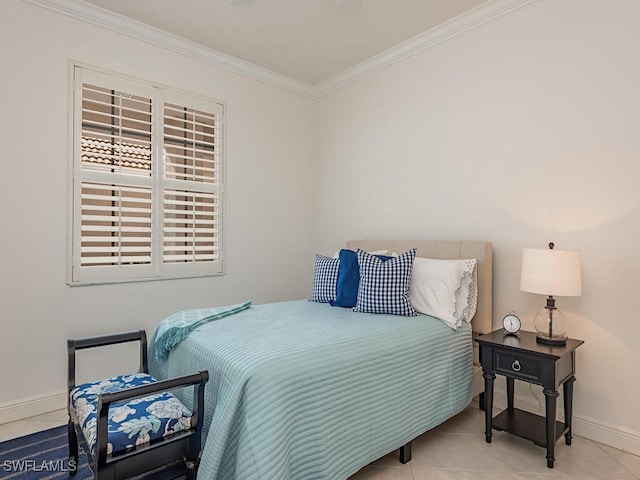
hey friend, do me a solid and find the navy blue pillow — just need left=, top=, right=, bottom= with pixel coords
left=330, top=249, right=392, bottom=308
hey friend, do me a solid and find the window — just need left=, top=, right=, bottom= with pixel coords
left=69, top=66, right=224, bottom=284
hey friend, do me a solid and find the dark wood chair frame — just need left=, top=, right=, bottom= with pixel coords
left=67, top=330, right=208, bottom=480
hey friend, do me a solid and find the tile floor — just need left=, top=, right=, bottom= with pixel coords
left=0, top=408, right=69, bottom=443
left=1, top=401, right=638, bottom=480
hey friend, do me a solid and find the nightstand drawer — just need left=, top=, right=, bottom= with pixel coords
left=495, top=352, right=541, bottom=383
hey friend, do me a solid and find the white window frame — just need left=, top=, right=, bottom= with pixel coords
left=68, top=65, right=225, bottom=285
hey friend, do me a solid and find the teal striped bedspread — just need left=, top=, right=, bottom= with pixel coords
left=148, top=300, right=473, bottom=480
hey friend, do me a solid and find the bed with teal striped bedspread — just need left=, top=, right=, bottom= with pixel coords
left=148, top=300, right=473, bottom=480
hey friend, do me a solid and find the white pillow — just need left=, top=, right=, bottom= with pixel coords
left=409, top=258, right=477, bottom=330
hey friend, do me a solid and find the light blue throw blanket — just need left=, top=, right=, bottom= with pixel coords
left=153, top=301, right=252, bottom=361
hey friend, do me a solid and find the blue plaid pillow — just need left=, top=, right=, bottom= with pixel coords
left=310, top=254, right=340, bottom=303
left=353, top=249, right=418, bottom=316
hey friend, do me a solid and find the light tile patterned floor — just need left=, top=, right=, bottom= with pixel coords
left=348, top=402, right=640, bottom=480
left=1, top=402, right=638, bottom=480
left=0, top=409, right=68, bottom=443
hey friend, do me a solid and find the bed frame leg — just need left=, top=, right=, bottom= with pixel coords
left=399, top=441, right=412, bottom=464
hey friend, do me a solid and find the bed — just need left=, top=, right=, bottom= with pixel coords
left=148, top=240, right=493, bottom=480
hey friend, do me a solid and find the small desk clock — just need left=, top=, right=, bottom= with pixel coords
left=502, top=313, right=521, bottom=336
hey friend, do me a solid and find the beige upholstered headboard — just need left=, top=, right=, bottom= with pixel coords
left=346, top=240, right=493, bottom=334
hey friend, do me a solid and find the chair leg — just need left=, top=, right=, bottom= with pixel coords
left=185, top=458, right=199, bottom=480
left=186, top=432, right=201, bottom=480
left=68, top=419, right=79, bottom=476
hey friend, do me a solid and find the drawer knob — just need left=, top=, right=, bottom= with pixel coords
left=512, top=360, right=521, bottom=372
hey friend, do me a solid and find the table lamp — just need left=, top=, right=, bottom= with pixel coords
left=520, top=242, right=582, bottom=345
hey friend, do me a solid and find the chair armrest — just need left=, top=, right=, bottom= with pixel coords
left=99, top=371, right=208, bottom=406
left=67, top=330, right=148, bottom=398
left=69, top=330, right=147, bottom=351
left=95, top=371, right=209, bottom=463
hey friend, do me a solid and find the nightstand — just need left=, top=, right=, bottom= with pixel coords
left=475, top=330, right=584, bottom=468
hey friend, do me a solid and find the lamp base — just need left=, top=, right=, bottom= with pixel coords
left=534, top=300, right=568, bottom=347
left=536, top=333, right=567, bottom=346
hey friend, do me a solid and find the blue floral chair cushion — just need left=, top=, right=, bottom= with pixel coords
left=70, top=373, right=192, bottom=455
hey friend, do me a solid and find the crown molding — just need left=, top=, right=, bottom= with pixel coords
left=22, top=0, right=315, bottom=98
left=24, top=0, right=536, bottom=100
left=313, top=0, right=538, bottom=98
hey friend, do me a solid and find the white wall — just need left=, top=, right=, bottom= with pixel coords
left=314, top=0, right=640, bottom=453
left=0, top=0, right=314, bottom=411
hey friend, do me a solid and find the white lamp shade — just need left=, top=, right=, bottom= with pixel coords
left=520, top=248, right=582, bottom=297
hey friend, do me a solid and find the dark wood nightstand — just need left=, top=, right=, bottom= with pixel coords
left=475, top=330, right=584, bottom=468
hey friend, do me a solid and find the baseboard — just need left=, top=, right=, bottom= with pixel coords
left=0, top=390, right=67, bottom=425
left=493, top=389, right=640, bottom=457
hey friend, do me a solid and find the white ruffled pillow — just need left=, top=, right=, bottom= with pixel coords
left=409, top=258, right=477, bottom=330
left=455, top=259, right=478, bottom=328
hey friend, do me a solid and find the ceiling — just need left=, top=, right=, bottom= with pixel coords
left=81, top=0, right=488, bottom=86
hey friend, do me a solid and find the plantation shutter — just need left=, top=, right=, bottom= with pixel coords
left=71, top=67, right=224, bottom=284
left=161, top=94, right=222, bottom=275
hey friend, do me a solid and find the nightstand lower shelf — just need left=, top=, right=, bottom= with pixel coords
left=493, top=408, right=566, bottom=448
